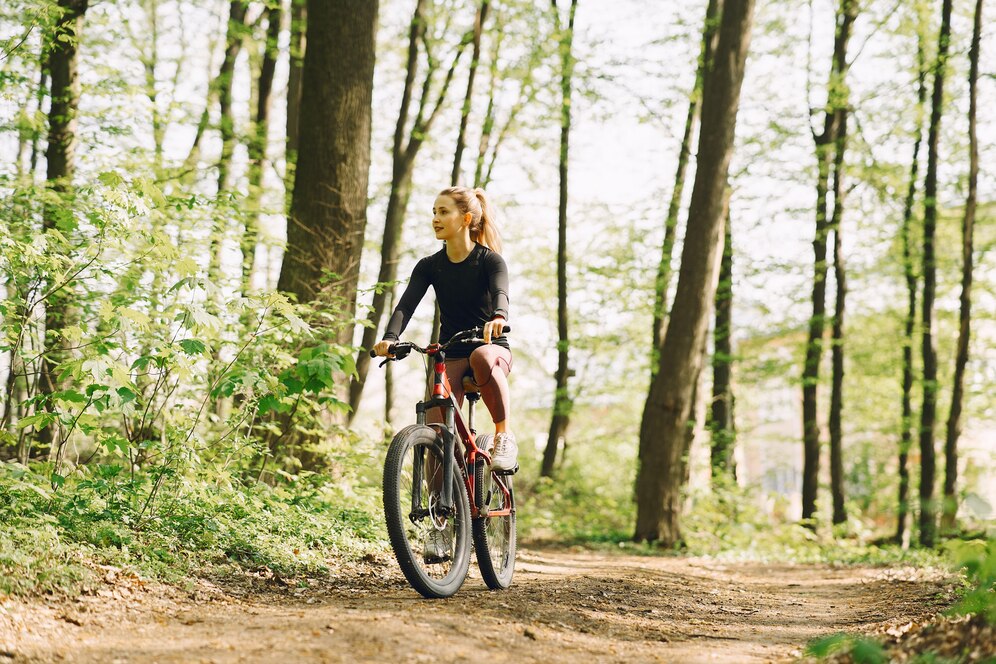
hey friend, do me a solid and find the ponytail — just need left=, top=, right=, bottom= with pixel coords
left=438, top=186, right=503, bottom=254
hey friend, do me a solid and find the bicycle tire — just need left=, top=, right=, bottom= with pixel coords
left=383, top=424, right=471, bottom=599
left=472, top=437, right=516, bottom=590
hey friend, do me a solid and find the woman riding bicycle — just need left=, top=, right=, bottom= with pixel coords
left=372, top=186, right=518, bottom=473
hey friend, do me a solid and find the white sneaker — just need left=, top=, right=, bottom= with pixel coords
left=424, top=529, right=451, bottom=564
left=491, top=432, right=518, bottom=472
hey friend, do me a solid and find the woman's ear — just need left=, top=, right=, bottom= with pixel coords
left=464, top=212, right=472, bottom=225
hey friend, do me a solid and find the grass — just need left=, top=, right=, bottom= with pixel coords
left=0, top=461, right=388, bottom=597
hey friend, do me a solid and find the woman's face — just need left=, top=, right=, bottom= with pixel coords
left=432, top=195, right=468, bottom=242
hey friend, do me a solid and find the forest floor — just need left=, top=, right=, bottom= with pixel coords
left=0, top=546, right=965, bottom=664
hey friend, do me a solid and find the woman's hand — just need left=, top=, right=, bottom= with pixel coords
left=372, top=340, right=395, bottom=357
left=483, top=317, right=506, bottom=344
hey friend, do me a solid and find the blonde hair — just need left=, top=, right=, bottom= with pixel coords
left=438, top=186, right=502, bottom=254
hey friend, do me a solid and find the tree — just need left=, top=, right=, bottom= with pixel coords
left=894, top=21, right=928, bottom=545
left=710, top=209, right=736, bottom=480
left=652, top=0, right=719, bottom=361
left=918, top=0, right=954, bottom=549
left=541, top=0, right=578, bottom=478
left=276, top=0, right=379, bottom=348
left=242, top=2, right=282, bottom=294
left=347, top=0, right=475, bottom=421
left=940, top=0, right=982, bottom=534
left=37, top=0, right=90, bottom=455
left=801, top=0, right=857, bottom=524
left=634, top=0, right=755, bottom=545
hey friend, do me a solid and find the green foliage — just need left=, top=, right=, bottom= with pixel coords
left=944, top=539, right=996, bottom=623
left=0, top=461, right=386, bottom=597
left=806, top=633, right=887, bottom=663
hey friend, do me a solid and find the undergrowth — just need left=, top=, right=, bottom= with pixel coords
left=0, top=461, right=386, bottom=597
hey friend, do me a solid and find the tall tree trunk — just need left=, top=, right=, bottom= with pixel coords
left=801, top=0, right=856, bottom=523
left=828, top=106, right=850, bottom=526
left=242, top=3, right=282, bottom=294
left=896, top=31, right=928, bottom=545
left=541, top=0, right=578, bottom=478
left=284, top=0, right=306, bottom=213
left=634, top=0, right=754, bottom=545
left=940, top=0, right=982, bottom=534
left=347, top=1, right=473, bottom=421
left=277, top=0, right=379, bottom=348
left=919, top=0, right=954, bottom=549
left=652, top=0, right=720, bottom=362
left=29, top=65, right=49, bottom=179
left=451, top=0, right=489, bottom=186
left=208, top=1, right=248, bottom=284
left=37, top=0, right=90, bottom=455
left=710, top=208, right=736, bottom=480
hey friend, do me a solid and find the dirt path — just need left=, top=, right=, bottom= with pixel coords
left=2, top=548, right=956, bottom=663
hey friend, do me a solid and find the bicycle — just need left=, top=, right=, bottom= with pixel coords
left=371, top=326, right=517, bottom=598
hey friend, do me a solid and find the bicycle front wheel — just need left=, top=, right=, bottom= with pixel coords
left=472, top=439, right=516, bottom=590
left=383, top=425, right=471, bottom=599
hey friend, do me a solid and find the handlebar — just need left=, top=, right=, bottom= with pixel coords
left=368, top=324, right=511, bottom=360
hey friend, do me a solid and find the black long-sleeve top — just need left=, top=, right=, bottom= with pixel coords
left=383, top=243, right=510, bottom=358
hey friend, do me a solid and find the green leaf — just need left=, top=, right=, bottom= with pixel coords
left=50, top=472, right=65, bottom=488
left=53, top=390, right=87, bottom=404
left=16, top=412, right=58, bottom=431
left=179, top=339, right=207, bottom=356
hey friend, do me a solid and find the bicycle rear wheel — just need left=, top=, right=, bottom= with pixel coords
left=383, top=425, right=471, bottom=599
left=472, top=438, right=516, bottom=590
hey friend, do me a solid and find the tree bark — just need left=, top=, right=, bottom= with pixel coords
left=710, top=208, right=736, bottom=480
left=634, top=0, right=754, bottom=545
left=451, top=0, right=490, bottom=186
left=541, top=0, right=579, bottom=478
left=284, top=0, right=306, bottom=212
left=652, top=0, right=720, bottom=361
left=347, top=1, right=473, bottom=421
left=37, top=0, right=89, bottom=455
left=828, top=106, right=849, bottom=526
left=896, top=31, right=928, bottom=546
left=208, top=1, right=248, bottom=284
left=919, top=0, right=954, bottom=549
left=940, top=0, right=982, bottom=535
left=242, top=3, right=282, bottom=294
left=277, top=0, right=379, bottom=348
left=801, top=0, right=856, bottom=524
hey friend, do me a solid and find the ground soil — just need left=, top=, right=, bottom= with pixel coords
left=1, top=547, right=959, bottom=664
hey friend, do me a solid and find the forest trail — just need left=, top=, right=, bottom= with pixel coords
left=3, top=548, right=955, bottom=664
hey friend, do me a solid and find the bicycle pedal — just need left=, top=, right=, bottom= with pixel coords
left=494, top=463, right=518, bottom=476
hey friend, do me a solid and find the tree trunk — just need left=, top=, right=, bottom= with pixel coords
left=634, top=0, right=754, bottom=546
left=828, top=106, right=849, bottom=526
left=710, top=209, right=736, bottom=480
left=277, top=0, right=379, bottom=348
left=541, top=0, right=578, bottom=478
left=37, top=0, right=89, bottom=455
left=940, top=0, right=982, bottom=535
left=919, top=0, right=954, bottom=549
left=284, top=0, right=306, bottom=211
left=208, top=1, right=248, bottom=284
left=451, top=0, right=489, bottom=186
left=896, top=31, right=928, bottom=546
left=242, top=3, right=282, bottom=295
left=347, top=0, right=473, bottom=421
left=652, top=0, right=720, bottom=361
left=801, top=0, right=856, bottom=524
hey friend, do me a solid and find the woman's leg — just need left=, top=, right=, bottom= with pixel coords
left=468, top=346, right=512, bottom=429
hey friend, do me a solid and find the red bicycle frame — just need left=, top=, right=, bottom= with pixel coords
left=415, top=343, right=513, bottom=520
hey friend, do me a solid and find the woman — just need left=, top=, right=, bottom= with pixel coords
left=373, top=186, right=517, bottom=472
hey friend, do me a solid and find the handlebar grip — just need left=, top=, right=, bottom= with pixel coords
left=502, top=324, right=511, bottom=333
left=368, top=349, right=378, bottom=358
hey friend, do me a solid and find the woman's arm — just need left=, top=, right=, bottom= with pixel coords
left=382, top=257, right=431, bottom=341
left=483, top=252, right=509, bottom=344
